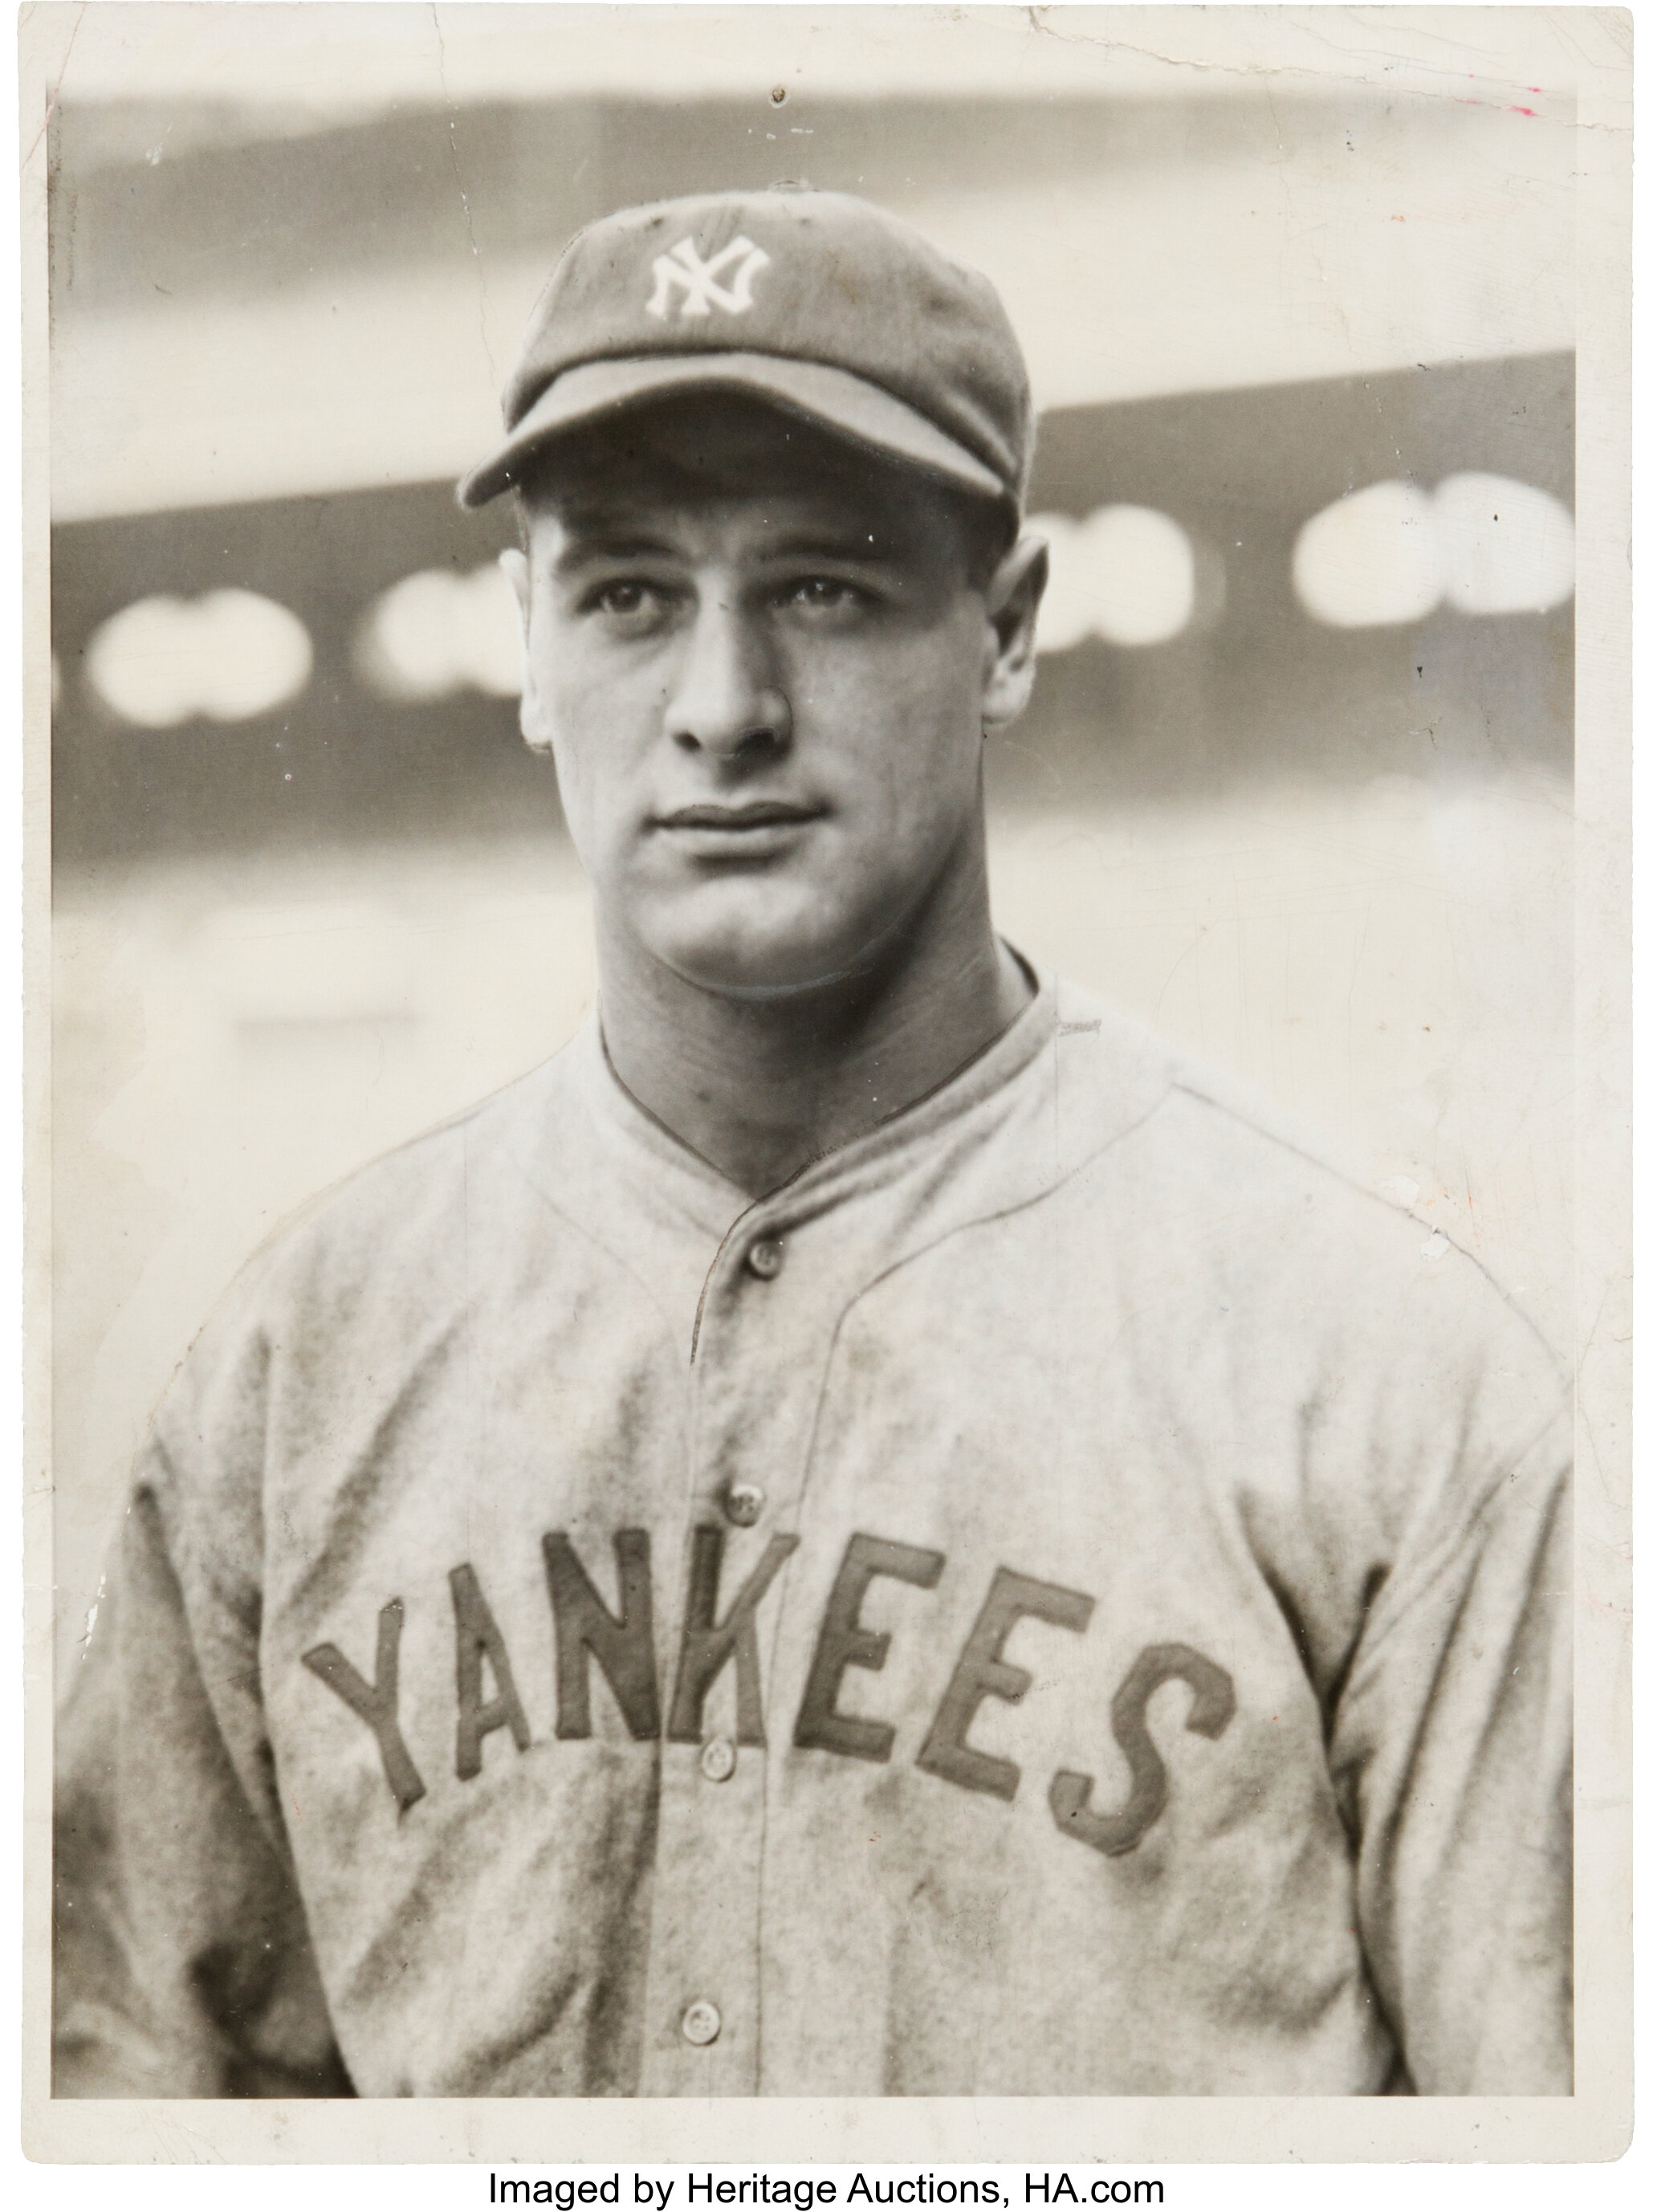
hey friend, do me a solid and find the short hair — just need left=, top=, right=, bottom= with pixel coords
left=511, top=393, right=1019, bottom=593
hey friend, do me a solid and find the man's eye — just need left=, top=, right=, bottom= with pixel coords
left=782, top=576, right=873, bottom=613
left=589, top=580, right=659, bottom=619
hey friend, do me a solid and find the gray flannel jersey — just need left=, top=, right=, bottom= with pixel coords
left=54, top=972, right=1572, bottom=2097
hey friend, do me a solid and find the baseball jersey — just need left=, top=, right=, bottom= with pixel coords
left=53, top=968, right=1572, bottom=2099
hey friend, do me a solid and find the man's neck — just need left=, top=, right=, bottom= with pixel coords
left=596, top=876, right=1034, bottom=1199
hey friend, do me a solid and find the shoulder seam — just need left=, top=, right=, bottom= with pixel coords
left=1166, top=1076, right=1563, bottom=1371
left=228, top=1055, right=566, bottom=1273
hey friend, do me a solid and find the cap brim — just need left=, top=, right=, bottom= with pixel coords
left=456, top=351, right=1008, bottom=509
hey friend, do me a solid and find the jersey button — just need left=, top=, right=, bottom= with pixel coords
left=699, top=1736, right=736, bottom=1783
left=681, top=2000, right=722, bottom=2047
left=724, top=1481, right=767, bottom=1527
left=746, top=1237, right=784, bottom=1280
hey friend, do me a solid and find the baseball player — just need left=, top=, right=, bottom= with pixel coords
left=54, top=189, right=1571, bottom=2100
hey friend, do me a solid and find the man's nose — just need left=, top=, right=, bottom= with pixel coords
left=663, top=597, right=792, bottom=761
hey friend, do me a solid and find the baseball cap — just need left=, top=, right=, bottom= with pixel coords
left=457, top=188, right=1032, bottom=514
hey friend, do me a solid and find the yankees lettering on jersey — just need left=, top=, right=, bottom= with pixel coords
left=300, top=1525, right=1237, bottom=1859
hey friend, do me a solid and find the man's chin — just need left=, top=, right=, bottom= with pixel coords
left=649, top=911, right=893, bottom=1004
left=626, top=869, right=936, bottom=1004
left=665, top=943, right=872, bottom=1004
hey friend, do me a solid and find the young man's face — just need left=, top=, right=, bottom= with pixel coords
left=506, top=398, right=1042, bottom=999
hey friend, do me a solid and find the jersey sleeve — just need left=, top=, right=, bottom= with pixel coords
left=53, top=1309, right=351, bottom=2099
left=1329, top=1395, right=1573, bottom=2095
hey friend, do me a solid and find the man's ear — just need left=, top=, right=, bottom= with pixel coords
left=980, top=534, right=1048, bottom=731
left=499, top=547, right=552, bottom=752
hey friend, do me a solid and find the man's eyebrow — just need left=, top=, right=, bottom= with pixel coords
left=551, top=529, right=682, bottom=569
left=758, top=528, right=902, bottom=562
left=549, top=523, right=908, bottom=572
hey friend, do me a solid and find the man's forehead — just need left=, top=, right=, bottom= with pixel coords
left=535, top=468, right=943, bottom=562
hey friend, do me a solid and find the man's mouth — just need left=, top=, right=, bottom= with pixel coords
left=655, top=801, right=824, bottom=830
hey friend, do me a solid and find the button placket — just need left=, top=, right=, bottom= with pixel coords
left=634, top=1221, right=812, bottom=2095
left=637, top=1738, right=767, bottom=2092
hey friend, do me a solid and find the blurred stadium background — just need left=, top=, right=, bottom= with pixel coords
left=48, top=8, right=1575, bottom=1684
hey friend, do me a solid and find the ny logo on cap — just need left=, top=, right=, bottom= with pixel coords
left=646, top=234, right=772, bottom=321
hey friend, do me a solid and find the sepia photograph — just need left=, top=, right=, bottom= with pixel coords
left=22, top=0, right=1631, bottom=2165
